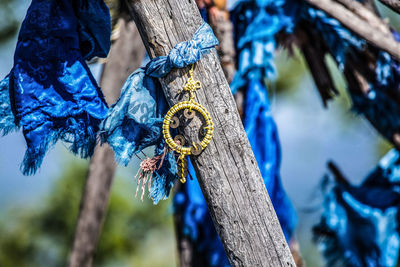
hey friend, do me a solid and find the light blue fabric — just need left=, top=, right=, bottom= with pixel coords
left=0, top=76, right=16, bottom=136
left=230, top=0, right=292, bottom=93
left=101, top=22, right=219, bottom=203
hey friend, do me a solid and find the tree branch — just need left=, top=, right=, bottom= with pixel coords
left=304, top=0, right=400, bottom=60
left=68, top=16, right=145, bottom=267
left=334, top=0, right=391, bottom=35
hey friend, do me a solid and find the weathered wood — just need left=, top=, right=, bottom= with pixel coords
left=304, top=0, right=400, bottom=61
left=173, top=3, right=237, bottom=266
left=127, top=1, right=295, bottom=266
left=208, top=8, right=236, bottom=84
left=68, top=17, right=145, bottom=267
left=378, top=0, right=400, bottom=14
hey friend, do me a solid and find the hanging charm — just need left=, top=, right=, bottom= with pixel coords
left=162, top=65, right=214, bottom=183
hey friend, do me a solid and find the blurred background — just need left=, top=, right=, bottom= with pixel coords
left=0, top=0, right=399, bottom=266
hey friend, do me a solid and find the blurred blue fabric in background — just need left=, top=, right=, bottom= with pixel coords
left=314, top=149, right=400, bottom=267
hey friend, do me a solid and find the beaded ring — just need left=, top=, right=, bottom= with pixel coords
left=162, top=65, right=214, bottom=183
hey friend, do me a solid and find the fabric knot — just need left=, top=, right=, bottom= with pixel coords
left=145, top=22, right=219, bottom=78
left=169, top=40, right=201, bottom=68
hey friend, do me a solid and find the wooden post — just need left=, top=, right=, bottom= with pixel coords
left=68, top=16, right=145, bottom=267
left=126, top=1, right=295, bottom=266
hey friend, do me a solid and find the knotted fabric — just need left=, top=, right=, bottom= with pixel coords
left=0, top=0, right=111, bottom=175
left=100, top=22, right=218, bottom=203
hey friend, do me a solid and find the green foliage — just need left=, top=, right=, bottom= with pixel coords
left=273, top=49, right=307, bottom=93
left=0, top=162, right=176, bottom=267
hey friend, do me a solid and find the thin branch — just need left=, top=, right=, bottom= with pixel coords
left=68, top=16, right=145, bottom=267
left=304, top=0, right=400, bottom=61
left=334, top=0, right=391, bottom=35
left=297, top=27, right=338, bottom=107
left=378, top=0, right=400, bottom=14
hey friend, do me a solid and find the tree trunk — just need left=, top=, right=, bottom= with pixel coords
left=127, top=1, right=295, bottom=266
left=68, top=16, right=145, bottom=267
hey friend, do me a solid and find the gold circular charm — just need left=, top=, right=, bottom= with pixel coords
left=162, top=101, right=213, bottom=157
left=162, top=64, right=214, bottom=183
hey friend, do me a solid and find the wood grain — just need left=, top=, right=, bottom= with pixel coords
left=127, top=0, right=295, bottom=266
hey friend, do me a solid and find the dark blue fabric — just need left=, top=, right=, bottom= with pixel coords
left=174, top=160, right=230, bottom=267
left=100, top=22, right=219, bottom=203
left=290, top=2, right=400, bottom=146
left=75, top=0, right=111, bottom=60
left=244, top=79, right=297, bottom=240
left=173, top=80, right=297, bottom=267
left=314, top=149, right=400, bottom=267
left=171, top=11, right=230, bottom=267
left=0, top=0, right=110, bottom=175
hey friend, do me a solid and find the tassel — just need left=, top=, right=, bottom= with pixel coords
left=134, top=147, right=169, bottom=201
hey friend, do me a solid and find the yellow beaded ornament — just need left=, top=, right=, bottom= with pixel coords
left=162, top=65, right=214, bottom=183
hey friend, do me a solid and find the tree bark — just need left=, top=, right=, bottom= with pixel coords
left=68, top=16, right=145, bottom=267
left=127, top=1, right=295, bottom=266
left=304, top=0, right=400, bottom=61
left=378, top=0, right=400, bottom=14
left=334, top=0, right=391, bottom=35
left=173, top=4, right=237, bottom=267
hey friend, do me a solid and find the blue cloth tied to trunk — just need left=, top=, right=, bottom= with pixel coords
left=0, top=0, right=111, bottom=175
left=100, top=22, right=218, bottom=203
